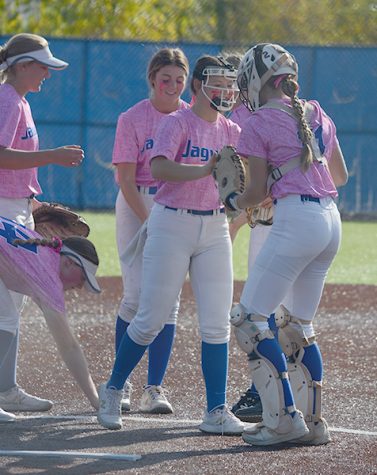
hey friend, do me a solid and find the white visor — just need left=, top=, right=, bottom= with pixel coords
left=0, top=46, right=68, bottom=72
left=60, top=245, right=101, bottom=293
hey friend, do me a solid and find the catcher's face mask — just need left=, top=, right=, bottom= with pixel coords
left=60, top=245, right=101, bottom=293
left=201, top=66, right=239, bottom=112
left=237, top=43, right=298, bottom=111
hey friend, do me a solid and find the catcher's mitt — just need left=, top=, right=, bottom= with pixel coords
left=213, top=145, right=246, bottom=220
left=33, top=203, right=90, bottom=239
left=246, top=204, right=274, bottom=228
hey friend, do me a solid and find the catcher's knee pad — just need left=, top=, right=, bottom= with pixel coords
left=248, top=349, right=295, bottom=430
left=230, top=304, right=270, bottom=354
left=289, top=357, right=323, bottom=426
left=274, top=306, right=322, bottom=424
left=231, top=304, right=295, bottom=429
left=274, top=305, right=316, bottom=357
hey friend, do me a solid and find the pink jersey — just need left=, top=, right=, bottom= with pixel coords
left=0, top=216, right=65, bottom=313
left=152, top=108, right=241, bottom=210
left=229, top=103, right=252, bottom=129
left=112, top=98, right=189, bottom=187
left=237, top=99, right=339, bottom=199
left=0, top=84, right=41, bottom=198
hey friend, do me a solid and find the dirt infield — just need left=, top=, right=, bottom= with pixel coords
left=0, top=278, right=376, bottom=475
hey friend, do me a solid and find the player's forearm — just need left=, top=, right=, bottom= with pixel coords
left=238, top=185, right=267, bottom=209
left=42, top=307, right=99, bottom=409
left=119, top=182, right=149, bottom=222
left=229, top=211, right=248, bottom=242
left=151, top=156, right=209, bottom=182
left=328, top=143, right=348, bottom=187
left=0, top=147, right=53, bottom=169
left=57, top=341, right=99, bottom=410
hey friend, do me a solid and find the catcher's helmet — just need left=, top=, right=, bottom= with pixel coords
left=237, top=43, right=298, bottom=111
left=201, top=58, right=239, bottom=112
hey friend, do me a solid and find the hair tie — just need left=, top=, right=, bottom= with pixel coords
left=52, top=236, right=63, bottom=253
left=273, top=74, right=286, bottom=88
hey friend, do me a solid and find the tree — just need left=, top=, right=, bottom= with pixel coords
left=0, top=0, right=376, bottom=45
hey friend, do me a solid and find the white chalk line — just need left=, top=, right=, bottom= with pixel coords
left=0, top=450, right=141, bottom=461
left=15, top=414, right=377, bottom=437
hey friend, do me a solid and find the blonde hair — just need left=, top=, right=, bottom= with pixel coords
left=281, top=76, right=314, bottom=171
left=0, top=33, right=48, bottom=82
left=147, top=48, right=189, bottom=88
left=12, top=236, right=99, bottom=266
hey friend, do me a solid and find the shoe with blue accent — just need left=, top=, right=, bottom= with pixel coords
left=200, top=405, right=244, bottom=435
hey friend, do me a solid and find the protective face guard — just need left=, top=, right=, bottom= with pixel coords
left=201, top=67, right=239, bottom=112
left=237, top=70, right=253, bottom=111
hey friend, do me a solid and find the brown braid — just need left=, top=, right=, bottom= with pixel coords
left=12, top=235, right=99, bottom=265
left=12, top=237, right=61, bottom=249
left=281, top=76, right=314, bottom=171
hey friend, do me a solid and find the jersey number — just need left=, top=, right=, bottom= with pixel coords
left=0, top=218, right=37, bottom=254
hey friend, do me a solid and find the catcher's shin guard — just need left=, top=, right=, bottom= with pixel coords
left=230, top=305, right=296, bottom=430
left=274, top=306, right=323, bottom=425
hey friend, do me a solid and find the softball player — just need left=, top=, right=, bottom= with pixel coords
left=0, top=33, right=84, bottom=419
left=112, top=48, right=189, bottom=413
left=227, top=43, right=348, bottom=446
left=228, top=100, right=276, bottom=422
left=98, top=55, right=245, bottom=435
left=0, top=216, right=101, bottom=422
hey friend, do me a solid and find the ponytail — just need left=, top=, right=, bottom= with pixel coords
left=281, top=76, right=314, bottom=172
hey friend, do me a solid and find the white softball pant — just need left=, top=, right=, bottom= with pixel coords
left=248, top=224, right=293, bottom=310
left=127, top=203, right=233, bottom=346
left=115, top=189, right=179, bottom=324
left=0, top=196, right=34, bottom=320
left=240, top=195, right=341, bottom=324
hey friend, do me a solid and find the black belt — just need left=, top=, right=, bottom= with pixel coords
left=165, top=206, right=225, bottom=216
left=300, top=194, right=321, bottom=203
left=137, top=186, right=158, bottom=195
left=274, top=194, right=321, bottom=205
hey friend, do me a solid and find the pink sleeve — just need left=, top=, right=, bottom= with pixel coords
left=112, top=112, right=139, bottom=164
left=237, top=116, right=269, bottom=159
left=152, top=114, right=185, bottom=162
left=0, top=100, right=20, bottom=148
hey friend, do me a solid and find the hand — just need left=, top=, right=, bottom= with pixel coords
left=229, top=211, right=248, bottom=242
left=259, top=195, right=274, bottom=208
left=202, top=153, right=219, bottom=177
left=51, top=145, right=84, bottom=167
left=31, top=198, right=48, bottom=212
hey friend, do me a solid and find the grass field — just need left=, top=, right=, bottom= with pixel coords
left=81, top=211, right=377, bottom=285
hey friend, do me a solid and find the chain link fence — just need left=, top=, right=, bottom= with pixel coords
left=1, top=33, right=376, bottom=213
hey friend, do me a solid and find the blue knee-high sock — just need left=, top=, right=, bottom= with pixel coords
left=268, top=313, right=278, bottom=338
left=148, top=324, right=176, bottom=386
left=115, top=316, right=129, bottom=355
left=301, top=342, right=323, bottom=415
left=256, top=337, right=296, bottom=415
left=201, top=341, right=228, bottom=412
left=249, top=314, right=277, bottom=397
left=108, top=332, right=147, bottom=390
